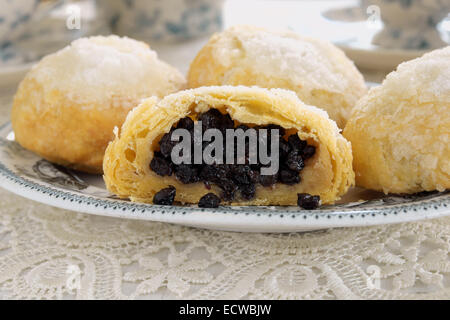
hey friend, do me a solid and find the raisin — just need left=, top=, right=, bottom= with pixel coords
left=153, top=186, right=176, bottom=205
left=286, top=151, right=305, bottom=172
left=150, top=154, right=173, bottom=176
left=159, top=130, right=177, bottom=158
left=279, top=138, right=291, bottom=159
left=288, top=134, right=307, bottom=152
left=221, top=113, right=235, bottom=131
left=266, top=124, right=285, bottom=137
left=175, top=164, right=199, bottom=184
left=259, top=173, right=278, bottom=187
left=235, top=124, right=250, bottom=131
left=297, top=193, right=320, bottom=210
left=177, top=117, right=194, bottom=130
left=200, top=165, right=227, bottom=183
left=248, top=169, right=260, bottom=184
left=198, top=193, right=221, bottom=208
left=302, top=145, right=316, bottom=159
left=279, top=169, right=300, bottom=185
left=239, top=183, right=256, bottom=200
left=219, top=180, right=238, bottom=201
left=230, top=165, right=252, bottom=185
left=199, top=109, right=224, bottom=131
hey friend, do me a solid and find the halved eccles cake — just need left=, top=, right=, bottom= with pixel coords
left=343, top=46, right=450, bottom=194
left=103, top=86, right=355, bottom=207
left=187, top=25, right=367, bottom=128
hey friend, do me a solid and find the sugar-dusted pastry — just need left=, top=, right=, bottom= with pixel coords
left=103, top=86, right=354, bottom=206
left=11, top=35, right=186, bottom=174
left=343, top=46, right=450, bottom=194
left=187, top=25, right=367, bottom=128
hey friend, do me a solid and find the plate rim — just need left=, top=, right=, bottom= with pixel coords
left=0, top=121, right=449, bottom=232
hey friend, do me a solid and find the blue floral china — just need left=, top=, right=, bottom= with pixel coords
left=361, top=0, right=450, bottom=50
left=0, top=0, right=40, bottom=65
left=0, top=0, right=110, bottom=67
left=109, top=0, right=224, bottom=42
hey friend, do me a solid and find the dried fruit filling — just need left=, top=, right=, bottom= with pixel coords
left=150, top=108, right=318, bottom=204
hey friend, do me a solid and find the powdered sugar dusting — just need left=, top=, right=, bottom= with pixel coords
left=244, top=33, right=346, bottom=91
left=383, top=46, right=450, bottom=100
left=29, top=35, right=185, bottom=105
left=214, top=27, right=352, bottom=94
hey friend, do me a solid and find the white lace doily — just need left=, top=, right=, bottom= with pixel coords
left=0, top=187, right=449, bottom=300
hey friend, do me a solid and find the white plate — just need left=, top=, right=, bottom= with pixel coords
left=0, top=122, right=448, bottom=233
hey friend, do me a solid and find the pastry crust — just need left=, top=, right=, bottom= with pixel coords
left=11, top=35, right=186, bottom=173
left=343, top=46, right=450, bottom=193
left=187, top=25, right=367, bottom=128
left=103, top=86, right=354, bottom=205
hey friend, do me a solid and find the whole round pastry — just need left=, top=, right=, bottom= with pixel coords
left=187, top=25, right=367, bottom=128
left=343, top=46, right=450, bottom=194
left=11, top=35, right=186, bottom=173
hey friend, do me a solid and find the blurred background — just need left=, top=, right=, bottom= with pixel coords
left=1, top=0, right=449, bottom=87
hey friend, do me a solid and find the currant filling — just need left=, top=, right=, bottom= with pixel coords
left=153, top=186, right=176, bottom=205
left=198, top=193, right=221, bottom=208
left=297, top=193, right=320, bottom=210
left=150, top=108, right=319, bottom=204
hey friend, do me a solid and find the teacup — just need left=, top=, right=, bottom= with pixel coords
left=0, top=0, right=40, bottom=44
left=0, top=0, right=40, bottom=64
left=108, top=0, right=224, bottom=42
left=361, top=0, right=450, bottom=50
left=0, top=0, right=110, bottom=67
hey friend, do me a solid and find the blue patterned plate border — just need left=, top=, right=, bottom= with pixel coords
left=0, top=122, right=448, bottom=232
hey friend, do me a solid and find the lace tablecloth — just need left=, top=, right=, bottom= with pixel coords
left=1, top=70, right=449, bottom=300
